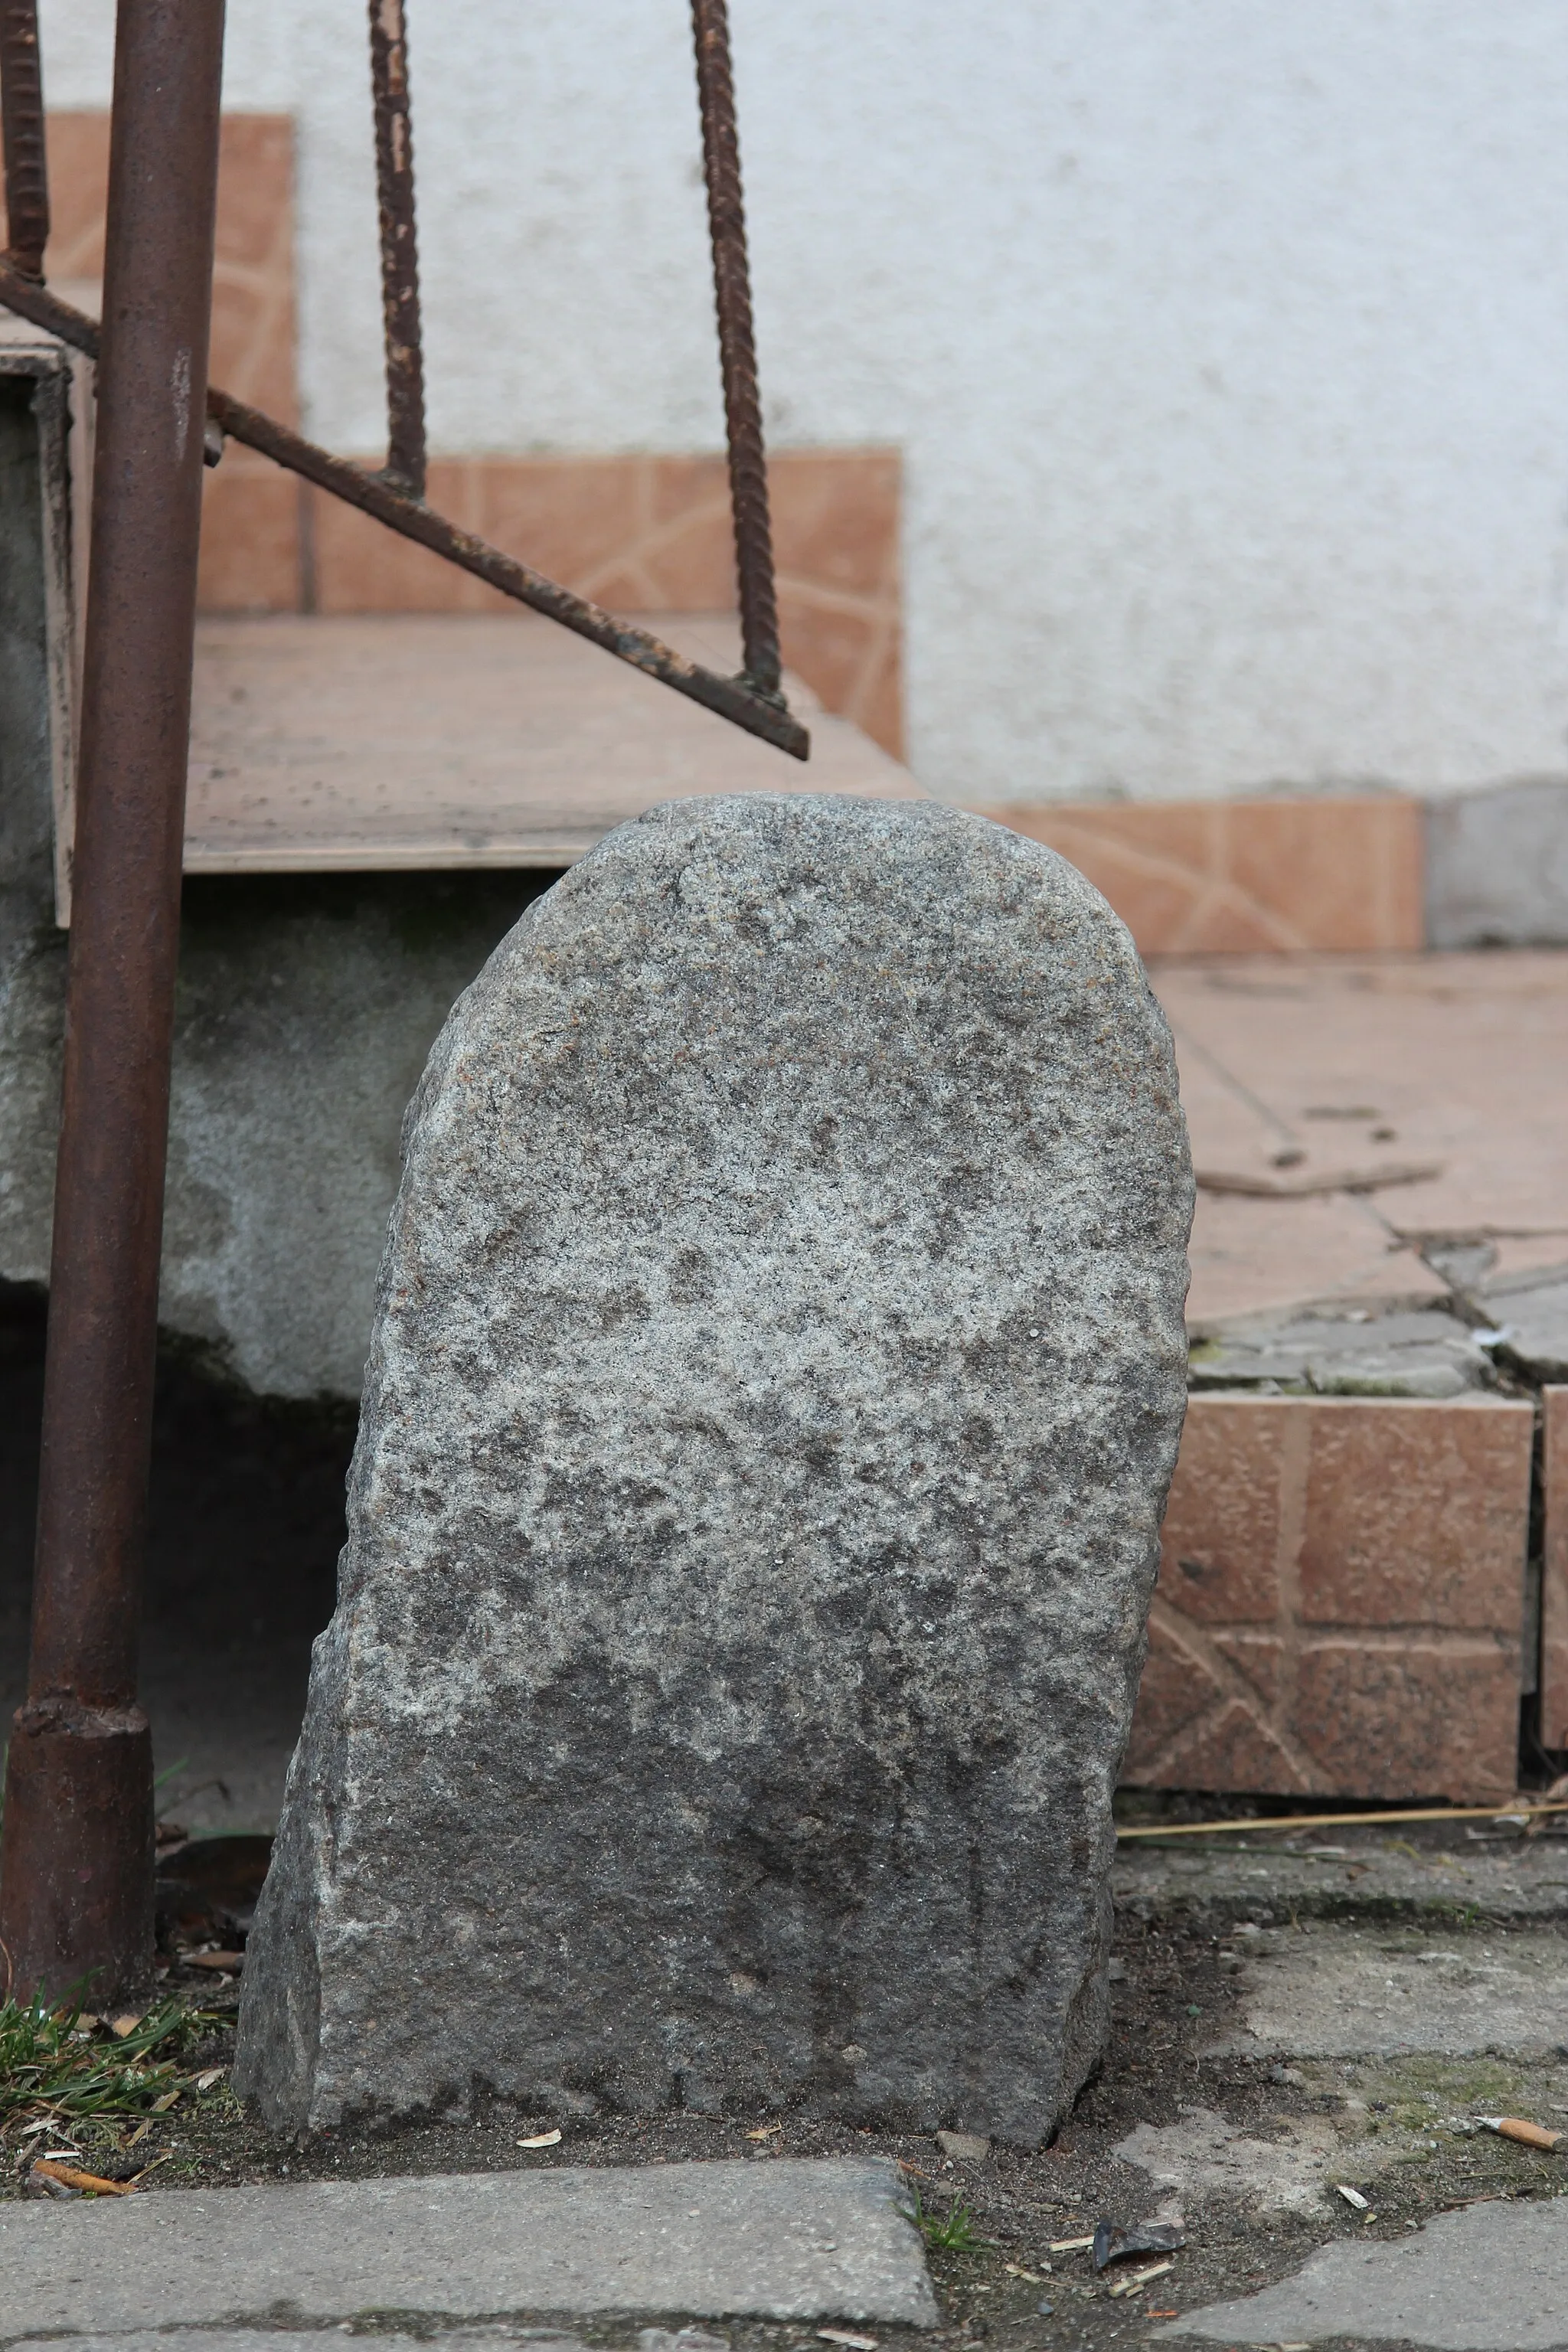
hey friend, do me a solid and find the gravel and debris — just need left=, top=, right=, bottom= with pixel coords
left=5, top=1813, right=1564, bottom=2352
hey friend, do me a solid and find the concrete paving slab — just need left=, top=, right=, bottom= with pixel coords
left=1114, top=2105, right=1344, bottom=2215
left=1186, top=1307, right=1494, bottom=1396
left=1113, top=1832, right=1568, bottom=1929
left=1486, top=1272, right=1568, bottom=1384
left=11, top=2341, right=589, bottom=2352
left=1158, top=2192, right=1568, bottom=2347
left=1204, top=1925, right=1568, bottom=2060
left=0, top=2157, right=936, bottom=2342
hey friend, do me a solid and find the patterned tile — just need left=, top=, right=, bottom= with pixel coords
left=1125, top=1395, right=1533, bottom=1802
left=19, top=110, right=298, bottom=420
left=976, top=797, right=1424, bottom=955
left=307, top=449, right=903, bottom=753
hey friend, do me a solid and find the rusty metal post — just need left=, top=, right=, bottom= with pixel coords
left=368, top=0, right=426, bottom=497
left=0, top=0, right=49, bottom=281
left=0, top=0, right=226, bottom=2007
left=691, top=0, right=781, bottom=700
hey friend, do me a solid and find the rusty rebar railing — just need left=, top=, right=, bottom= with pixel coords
left=0, top=4, right=805, bottom=759
left=0, top=0, right=804, bottom=2002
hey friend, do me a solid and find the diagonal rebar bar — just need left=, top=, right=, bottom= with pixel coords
left=0, top=265, right=810, bottom=759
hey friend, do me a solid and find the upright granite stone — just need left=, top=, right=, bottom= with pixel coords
left=236, top=794, right=1192, bottom=2143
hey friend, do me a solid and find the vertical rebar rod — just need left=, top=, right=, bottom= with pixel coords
left=368, top=0, right=426, bottom=497
left=691, top=0, right=781, bottom=699
left=0, top=0, right=226, bottom=2007
left=0, top=0, right=49, bottom=281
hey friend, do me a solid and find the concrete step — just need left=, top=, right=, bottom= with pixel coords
left=0, top=2156, right=936, bottom=2338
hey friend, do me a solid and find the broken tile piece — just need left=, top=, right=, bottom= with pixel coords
left=1188, top=1307, right=1494, bottom=1397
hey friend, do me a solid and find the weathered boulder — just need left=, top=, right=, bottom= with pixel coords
left=236, top=794, right=1192, bottom=2142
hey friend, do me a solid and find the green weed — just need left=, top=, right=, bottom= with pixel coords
left=0, top=1989, right=217, bottom=2135
left=912, top=2187, right=987, bottom=2252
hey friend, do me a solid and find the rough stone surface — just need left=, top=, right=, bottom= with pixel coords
left=1161, top=2194, right=1568, bottom=2347
left=236, top=793, right=1192, bottom=2142
left=0, top=2157, right=936, bottom=2336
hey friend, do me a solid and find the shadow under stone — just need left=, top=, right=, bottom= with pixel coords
left=0, top=1278, right=355, bottom=1832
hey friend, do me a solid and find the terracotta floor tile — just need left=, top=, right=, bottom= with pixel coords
left=769, top=448, right=900, bottom=599
left=13, top=113, right=298, bottom=421
left=1185, top=1190, right=1447, bottom=1328
left=1156, top=952, right=1568, bottom=1328
left=1127, top=1395, right=1530, bottom=1802
left=1293, top=1635, right=1521, bottom=1801
left=1155, top=1394, right=1286, bottom=1623
left=1123, top=1615, right=1220, bottom=1764
left=198, top=460, right=300, bottom=614
left=182, top=613, right=923, bottom=874
left=301, top=451, right=903, bottom=750
left=977, top=797, right=1422, bottom=956
left=1486, top=1236, right=1568, bottom=1285
left=1298, top=1400, right=1534, bottom=1630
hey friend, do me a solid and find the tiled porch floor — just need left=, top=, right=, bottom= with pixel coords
left=1162, top=951, right=1568, bottom=1330
left=1133, top=949, right=1568, bottom=1805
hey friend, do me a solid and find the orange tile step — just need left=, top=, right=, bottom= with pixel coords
left=1127, top=1393, right=1534, bottom=1805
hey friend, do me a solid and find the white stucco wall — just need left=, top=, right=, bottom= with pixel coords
left=36, top=2, right=1568, bottom=805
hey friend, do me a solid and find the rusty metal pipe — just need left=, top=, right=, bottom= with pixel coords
left=0, top=0, right=227, bottom=2006
left=368, top=0, right=426, bottom=497
left=691, top=0, right=781, bottom=700
left=0, top=0, right=50, bottom=280
left=0, top=266, right=811, bottom=759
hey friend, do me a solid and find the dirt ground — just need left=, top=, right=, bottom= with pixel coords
left=8, top=1295, right=1567, bottom=2341
left=11, top=1855, right=1566, bottom=2352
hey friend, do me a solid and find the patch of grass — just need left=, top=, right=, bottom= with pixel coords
left=0, top=1990, right=219, bottom=2138
left=1369, top=2054, right=1528, bottom=2110
left=912, top=2186, right=988, bottom=2252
